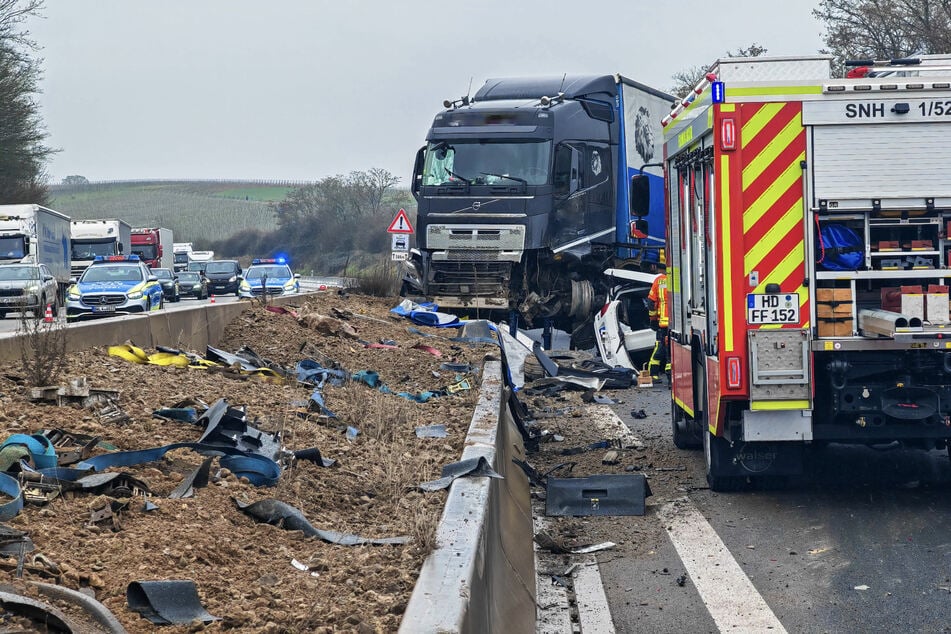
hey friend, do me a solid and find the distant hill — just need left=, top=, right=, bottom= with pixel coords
left=48, top=180, right=306, bottom=246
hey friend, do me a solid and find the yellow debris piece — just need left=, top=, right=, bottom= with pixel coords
left=108, top=344, right=148, bottom=364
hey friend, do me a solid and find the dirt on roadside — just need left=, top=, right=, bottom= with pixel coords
left=0, top=292, right=494, bottom=633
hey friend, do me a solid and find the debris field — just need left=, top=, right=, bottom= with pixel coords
left=0, top=292, right=491, bottom=632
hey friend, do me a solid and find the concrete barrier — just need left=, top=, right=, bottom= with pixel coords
left=399, top=361, right=535, bottom=633
left=0, top=296, right=303, bottom=364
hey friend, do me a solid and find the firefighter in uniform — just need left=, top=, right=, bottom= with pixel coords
left=647, top=250, right=670, bottom=382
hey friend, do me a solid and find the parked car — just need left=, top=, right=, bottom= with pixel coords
left=177, top=271, right=209, bottom=299
left=238, top=258, right=300, bottom=298
left=65, top=255, right=163, bottom=321
left=151, top=267, right=181, bottom=302
left=203, top=259, right=242, bottom=296
left=0, top=263, right=59, bottom=318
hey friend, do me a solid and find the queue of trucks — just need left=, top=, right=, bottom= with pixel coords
left=0, top=203, right=213, bottom=310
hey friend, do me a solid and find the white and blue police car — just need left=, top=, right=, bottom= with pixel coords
left=65, top=255, right=164, bottom=321
left=238, top=258, right=300, bottom=298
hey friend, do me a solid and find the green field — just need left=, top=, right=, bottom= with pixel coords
left=48, top=181, right=303, bottom=245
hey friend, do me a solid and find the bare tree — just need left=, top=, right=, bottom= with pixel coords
left=814, top=0, right=951, bottom=71
left=669, top=44, right=768, bottom=99
left=0, top=0, right=52, bottom=204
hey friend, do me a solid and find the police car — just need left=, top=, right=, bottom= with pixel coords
left=65, top=255, right=164, bottom=321
left=238, top=258, right=300, bottom=298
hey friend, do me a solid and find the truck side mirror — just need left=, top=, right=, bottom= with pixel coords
left=630, top=175, right=650, bottom=217
left=412, top=145, right=426, bottom=197
left=118, top=242, right=124, bottom=254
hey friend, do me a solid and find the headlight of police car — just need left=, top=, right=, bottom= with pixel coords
left=127, top=291, right=143, bottom=300
left=67, top=288, right=80, bottom=300
left=283, top=280, right=295, bottom=289
left=240, top=281, right=250, bottom=291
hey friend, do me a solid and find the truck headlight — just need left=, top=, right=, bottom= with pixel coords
left=24, top=285, right=39, bottom=293
left=127, top=291, right=143, bottom=300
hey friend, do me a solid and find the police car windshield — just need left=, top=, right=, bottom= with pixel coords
left=246, top=265, right=291, bottom=280
left=81, top=265, right=143, bottom=283
left=0, top=266, right=38, bottom=280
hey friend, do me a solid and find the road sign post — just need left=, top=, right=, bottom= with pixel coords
left=388, top=208, right=414, bottom=262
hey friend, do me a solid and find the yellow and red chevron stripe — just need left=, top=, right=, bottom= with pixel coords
left=739, top=102, right=808, bottom=330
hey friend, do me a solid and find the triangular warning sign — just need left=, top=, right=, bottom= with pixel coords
left=387, top=208, right=415, bottom=234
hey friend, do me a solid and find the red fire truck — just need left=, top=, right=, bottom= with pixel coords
left=632, top=54, right=951, bottom=490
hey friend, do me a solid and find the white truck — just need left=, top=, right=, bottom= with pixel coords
left=70, top=219, right=133, bottom=278
left=0, top=204, right=72, bottom=301
left=187, top=250, right=215, bottom=273
left=173, top=242, right=193, bottom=272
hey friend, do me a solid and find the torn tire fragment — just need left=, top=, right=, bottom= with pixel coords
left=127, top=580, right=219, bottom=625
left=234, top=498, right=408, bottom=545
left=418, top=456, right=503, bottom=492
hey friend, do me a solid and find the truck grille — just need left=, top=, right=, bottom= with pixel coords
left=429, top=260, right=512, bottom=297
left=80, top=294, right=126, bottom=306
left=0, top=289, right=24, bottom=297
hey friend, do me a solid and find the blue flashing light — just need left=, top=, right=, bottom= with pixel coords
left=252, top=257, right=287, bottom=265
left=711, top=81, right=725, bottom=104
left=92, top=254, right=140, bottom=263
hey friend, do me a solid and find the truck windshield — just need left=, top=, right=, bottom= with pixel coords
left=422, top=140, right=551, bottom=186
left=0, top=236, right=26, bottom=259
left=71, top=240, right=116, bottom=260
left=132, top=245, right=158, bottom=260
left=174, top=253, right=189, bottom=264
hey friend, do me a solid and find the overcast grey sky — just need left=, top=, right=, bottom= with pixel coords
left=29, top=1, right=824, bottom=185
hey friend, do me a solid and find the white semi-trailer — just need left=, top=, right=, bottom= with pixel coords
left=0, top=204, right=72, bottom=301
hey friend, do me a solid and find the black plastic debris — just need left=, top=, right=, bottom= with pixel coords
left=169, top=456, right=214, bottom=499
left=532, top=344, right=634, bottom=389
left=196, top=399, right=282, bottom=461
left=419, top=456, right=503, bottom=492
left=292, top=447, right=336, bottom=467
left=631, top=409, right=648, bottom=419
left=127, top=580, right=220, bottom=625
left=234, top=498, right=408, bottom=545
left=0, top=524, right=32, bottom=556
left=512, top=458, right=546, bottom=487
left=151, top=408, right=198, bottom=423
left=415, top=425, right=447, bottom=439
left=40, top=429, right=101, bottom=466
left=546, top=474, right=652, bottom=517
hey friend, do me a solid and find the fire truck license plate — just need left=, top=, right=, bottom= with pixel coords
left=747, top=293, right=799, bottom=324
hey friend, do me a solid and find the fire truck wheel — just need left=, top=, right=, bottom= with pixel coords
left=671, top=400, right=702, bottom=450
left=703, top=430, right=745, bottom=492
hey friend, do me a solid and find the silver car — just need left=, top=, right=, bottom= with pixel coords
left=0, top=263, right=59, bottom=319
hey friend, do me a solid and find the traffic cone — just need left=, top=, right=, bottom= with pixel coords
left=209, top=294, right=215, bottom=304
left=43, top=304, right=53, bottom=323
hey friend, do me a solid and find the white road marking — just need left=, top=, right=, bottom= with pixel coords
left=658, top=498, right=787, bottom=633
left=573, top=558, right=616, bottom=634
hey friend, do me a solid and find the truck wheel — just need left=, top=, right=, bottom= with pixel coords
left=704, top=429, right=745, bottom=492
left=672, top=400, right=703, bottom=450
